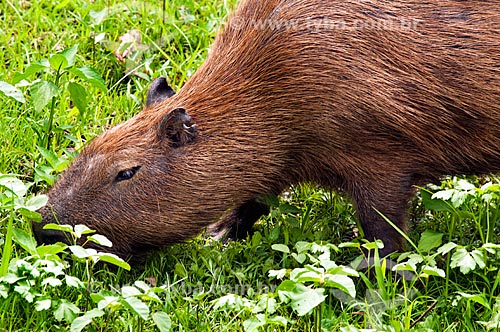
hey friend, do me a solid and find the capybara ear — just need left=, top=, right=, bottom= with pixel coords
left=159, top=107, right=197, bottom=147
left=146, top=77, right=176, bottom=106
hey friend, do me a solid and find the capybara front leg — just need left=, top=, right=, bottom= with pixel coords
left=208, top=199, right=270, bottom=241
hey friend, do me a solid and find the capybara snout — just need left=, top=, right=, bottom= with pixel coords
left=35, top=0, right=500, bottom=260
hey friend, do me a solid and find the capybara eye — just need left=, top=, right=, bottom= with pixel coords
left=115, top=166, right=141, bottom=183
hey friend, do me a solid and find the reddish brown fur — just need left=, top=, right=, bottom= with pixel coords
left=36, top=0, right=500, bottom=259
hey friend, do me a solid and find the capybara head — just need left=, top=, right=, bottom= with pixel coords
left=35, top=0, right=500, bottom=261
left=35, top=79, right=201, bottom=257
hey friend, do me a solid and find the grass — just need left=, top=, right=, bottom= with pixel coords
left=1, top=0, right=500, bottom=331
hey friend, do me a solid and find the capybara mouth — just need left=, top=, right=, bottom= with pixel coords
left=32, top=221, right=70, bottom=246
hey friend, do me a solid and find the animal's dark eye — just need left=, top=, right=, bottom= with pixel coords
left=115, top=166, right=141, bottom=183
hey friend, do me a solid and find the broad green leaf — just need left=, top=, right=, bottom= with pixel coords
left=212, top=294, right=254, bottom=311
left=54, top=300, right=80, bottom=322
left=0, top=81, right=25, bottom=103
left=134, top=280, right=151, bottom=293
left=243, top=316, right=265, bottom=332
left=457, top=292, right=491, bottom=310
left=482, top=183, right=500, bottom=193
left=393, top=262, right=417, bottom=272
left=418, top=230, right=443, bottom=253
left=88, top=234, right=112, bottom=247
left=97, top=253, right=131, bottom=270
left=61, top=44, right=78, bottom=68
left=272, top=244, right=290, bottom=254
left=68, top=82, right=87, bottom=115
left=338, top=241, right=360, bottom=249
left=95, top=32, right=106, bottom=43
left=18, top=208, right=43, bottom=222
left=35, top=299, right=52, bottom=311
left=42, top=260, right=65, bottom=276
left=123, top=296, right=149, bottom=320
left=295, top=241, right=312, bottom=253
left=49, top=54, right=68, bottom=71
left=290, top=267, right=322, bottom=283
left=456, top=179, right=476, bottom=191
left=1, top=273, right=22, bottom=284
left=93, top=295, right=120, bottom=310
left=456, top=210, right=475, bottom=220
left=277, top=282, right=326, bottom=316
left=420, top=189, right=454, bottom=212
left=450, top=190, right=468, bottom=208
left=30, top=81, right=59, bottom=113
left=74, top=224, right=95, bottom=238
left=326, top=265, right=359, bottom=277
left=319, top=255, right=338, bottom=270
left=121, top=286, right=142, bottom=297
left=86, top=291, right=99, bottom=302
left=70, top=309, right=105, bottom=332
left=276, top=280, right=296, bottom=293
left=250, top=231, right=262, bottom=249
left=0, top=175, right=27, bottom=198
left=278, top=203, right=301, bottom=214
left=362, top=240, right=384, bottom=250
left=13, top=62, right=49, bottom=83
left=24, top=194, right=48, bottom=211
left=37, top=146, right=60, bottom=168
left=323, top=274, right=356, bottom=298
left=404, top=253, right=424, bottom=266
left=432, top=189, right=454, bottom=201
left=291, top=253, right=307, bottom=264
left=152, top=312, right=172, bottom=332
left=34, top=166, right=57, bottom=186
left=421, top=266, right=446, bottom=278
left=0, top=284, right=9, bottom=298
left=66, top=275, right=84, bottom=288
left=14, top=282, right=34, bottom=302
left=267, top=316, right=288, bottom=326
left=174, top=262, right=187, bottom=277
left=13, top=228, right=37, bottom=255
left=471, top=249, right=486, bottom=269
left=268, top=269, right=287, bottom=279
left=252, top=296, right=277, bottom=315
left=42, top=277, right=63, bottom=287
left=437, top=242, right=458, bottom=255
left=89, top=9, right=108, bottom=25
left=70, top=66, right=107, bottom=92
left=450, top=248, right=476, bottom=274
left=44, top=223, right=73, bottom=233
left=482, top=243, right=500, bottom=254
left=69, top=246, right=92, bottom=259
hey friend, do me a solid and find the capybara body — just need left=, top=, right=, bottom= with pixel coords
left=35, top=0, right=500, bottom=260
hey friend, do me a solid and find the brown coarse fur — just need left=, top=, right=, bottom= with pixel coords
left=35, top=0, right=500, bottom=260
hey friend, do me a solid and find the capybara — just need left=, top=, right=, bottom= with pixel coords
left=34, top=0, right=500, bottom=260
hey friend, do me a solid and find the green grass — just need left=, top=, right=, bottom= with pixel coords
left=1, top=0, right=500, bottom=331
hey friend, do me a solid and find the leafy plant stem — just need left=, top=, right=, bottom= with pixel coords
left=490, top=269, right=500, bottom=297
left=444, top=252, right=451, bottom=298
left=485, top=205, right=490, bottom=244
left=45, top=64, right=63, bottom=150
left=0, top=212, right=15, bottom=277
left=314, top=303, right=323, bottom=332
left=444, top=215, right=458, bottom=297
